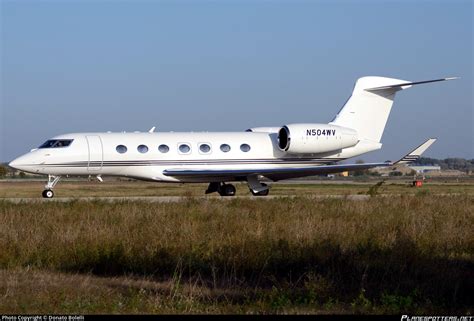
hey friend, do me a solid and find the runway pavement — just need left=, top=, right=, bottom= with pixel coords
left=1, top=194, right=374, bottom=203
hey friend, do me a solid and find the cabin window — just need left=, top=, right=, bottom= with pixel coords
left=240, top=144, right=251, bottom=152
left=178, top=144, right=191, bottom=154
left=220, top=144, right=231, bottom=153
left=158, top=144, right=169, bottom=153
left=39, top=139, right=74, bottom=149
left=137, top=145, right=148, bottom=153
left=116, top=145, right=127, bottom=154
left=199, top=143, right=211, bottom=154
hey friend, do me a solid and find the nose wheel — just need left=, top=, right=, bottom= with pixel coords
left=42, top=189, right=54, bottom=198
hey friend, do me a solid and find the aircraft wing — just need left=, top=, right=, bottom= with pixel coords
left=163, top=138, right=437, bottom=181
left=163, top=162, right=391, bottom=181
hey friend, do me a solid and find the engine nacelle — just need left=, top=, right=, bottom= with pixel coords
left=278, top=123, right=358, bottom=154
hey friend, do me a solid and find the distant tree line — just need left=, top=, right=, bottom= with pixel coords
left=414, top=157, right=474, bottom=172
left=0, top=163, right=25, bottom=178
left=0, top=165, right=7, bottom=177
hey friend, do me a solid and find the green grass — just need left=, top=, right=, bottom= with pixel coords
left=0, top=195, right=473, bottom=314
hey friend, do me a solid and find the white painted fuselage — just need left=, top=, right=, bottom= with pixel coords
left=11, top=131, right=378, bottom=183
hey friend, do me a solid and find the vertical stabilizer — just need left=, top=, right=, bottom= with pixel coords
left=329, top=76, right=408, bottom=143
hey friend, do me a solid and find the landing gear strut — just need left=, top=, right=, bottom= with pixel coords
left=205, top=182, right=236, bottom=196
left=42, top=175, right=61, bottom=198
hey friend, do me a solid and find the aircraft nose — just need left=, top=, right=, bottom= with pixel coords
left=8, top=154, right=34, bottom=172
left=9, top=158, right=22, bottom=171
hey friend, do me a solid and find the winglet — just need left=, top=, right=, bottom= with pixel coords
left=394, top=138, right=437, bottom=165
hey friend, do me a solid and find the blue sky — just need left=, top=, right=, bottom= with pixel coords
left=1, top=0, right=472, bottom=162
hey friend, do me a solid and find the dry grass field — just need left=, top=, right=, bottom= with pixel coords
left=0, top=180, right=473, bottom=314
left=1, top=178, right=474, bottom=198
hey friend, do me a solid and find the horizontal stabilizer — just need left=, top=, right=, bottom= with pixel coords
left=365, top=77, right=458, bottom=92
left=395, top=138, right=437, bottom=165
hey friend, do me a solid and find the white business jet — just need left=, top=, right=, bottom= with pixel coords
left=9, top=76, right=454, bottom=198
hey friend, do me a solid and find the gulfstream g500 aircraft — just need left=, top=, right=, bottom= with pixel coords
left=9, top=76, right=455, bottom=198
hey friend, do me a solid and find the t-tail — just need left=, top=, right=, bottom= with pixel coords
left=329, top=76, right=457, bottom=151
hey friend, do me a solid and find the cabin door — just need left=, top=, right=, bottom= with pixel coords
left=86, top=135, right=103, bottom=171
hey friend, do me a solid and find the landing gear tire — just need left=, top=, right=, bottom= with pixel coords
left=250, top=183, right=269, bottom=196
left=218, top=184, right=236, bottom=197
left=42, top=189, right=54, bottom=199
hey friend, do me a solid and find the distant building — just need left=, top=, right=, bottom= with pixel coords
left=409, top=165, right=441, bottom=174
left=370, top=165, right=414, bottom=177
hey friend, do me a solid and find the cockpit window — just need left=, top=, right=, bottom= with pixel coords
left=39, top=139, right=74, bottom=148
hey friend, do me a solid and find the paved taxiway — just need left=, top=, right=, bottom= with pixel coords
left=1, top=194, right=375, bottom=203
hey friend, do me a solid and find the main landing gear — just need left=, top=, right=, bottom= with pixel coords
left=206, top=182, right=236, bottom=196
left=205, top=176, right=270, bottom=197
left=42, top=175, right=61, bottom=198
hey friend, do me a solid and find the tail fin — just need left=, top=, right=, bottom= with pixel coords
left=329, top=76, right=456, bottom=143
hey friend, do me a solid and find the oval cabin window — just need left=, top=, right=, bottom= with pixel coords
left=158, top=144, right=169, bottom=153
left=220, top=144, right=231, bottom=153
left=137, top=145, right=149, bottom=153
left=179, top=144, right=191, bottom=154
left=240, top=144, right=251, bottom=152
left=199, top=144, right=211, bottom=153
left=116, top=145, right=127, bottom=154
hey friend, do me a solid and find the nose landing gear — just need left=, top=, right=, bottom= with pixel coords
left=42, top=175, right=61, bottom=198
